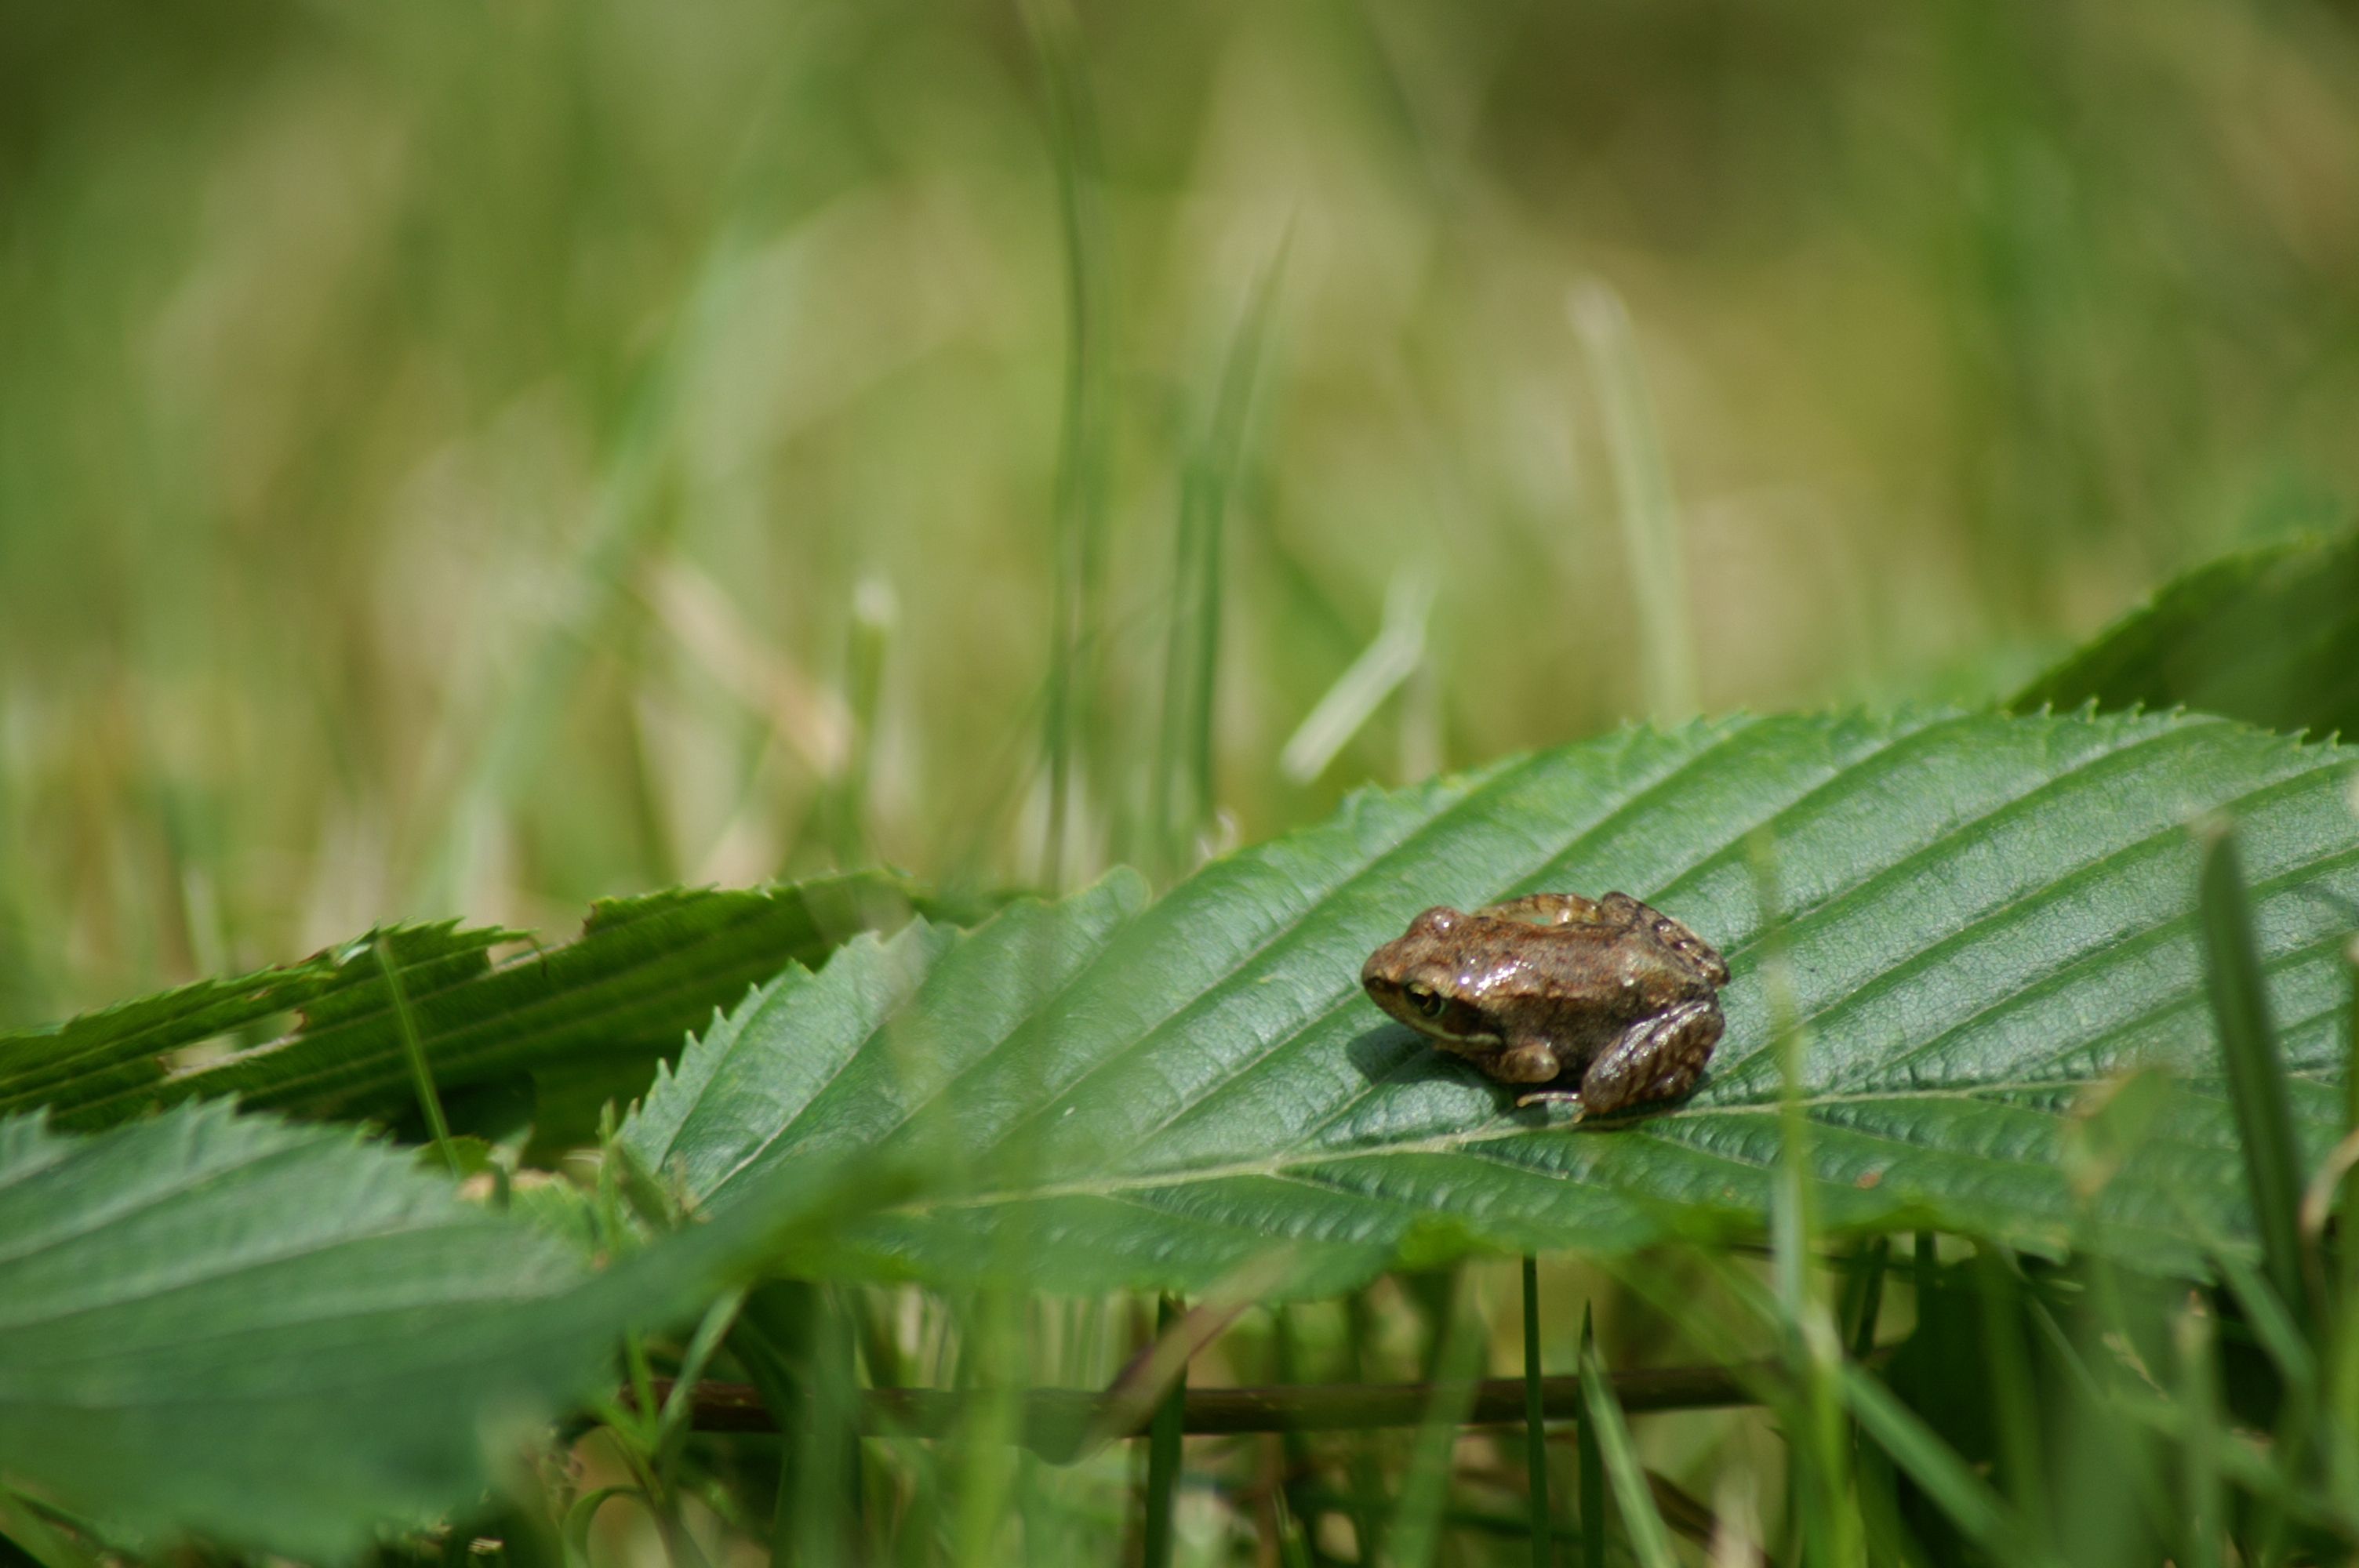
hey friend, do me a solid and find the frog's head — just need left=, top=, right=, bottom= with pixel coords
left=1360, top=906, right=1505, bottom=1047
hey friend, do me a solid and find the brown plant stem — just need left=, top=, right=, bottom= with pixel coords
left=637, top=1356, right=1812, bottom=1463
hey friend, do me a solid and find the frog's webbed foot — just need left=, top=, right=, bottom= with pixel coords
left=1578, top=999, right=1723, bottom=1118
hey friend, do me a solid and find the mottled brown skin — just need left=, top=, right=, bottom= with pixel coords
left=1360, top=891, right=1728, bottom=1116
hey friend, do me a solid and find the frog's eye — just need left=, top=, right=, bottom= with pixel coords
left=1407, top=985, right=1445, bottom=1019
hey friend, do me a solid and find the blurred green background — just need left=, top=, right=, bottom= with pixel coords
left=5, top=0, right=2357, bottom=1022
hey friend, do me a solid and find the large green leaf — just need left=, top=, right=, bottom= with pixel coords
left=0, top=873, right=930, bottom=1131
left=2015, top=530, right=2359, bottom=738
left=0, top=1099, right=898, bottom=1559
left=624, top=710, right=2359, bottom=1298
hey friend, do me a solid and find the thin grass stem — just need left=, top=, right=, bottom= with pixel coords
left=1568, top=280, right=1697, bottom=723
left=1344, top=1287, right=1389, bottom=1566
left=1577, top=1317, right=1678, bottom=1568
left=1972, top=1247, right=2050, bottom=1548
left=1151, top=241, right=1286, bottom=877
left=374, top=936, right=456, bottom=1176
left=1025, top=0, right=1112, bottom=892
left=2173, top=1302, right=2225, bottom=1568
left=654, top=1288, right=748, bottom=1474
left=1523, top=1257, right=1553, bottom=1568
left=1141, top=1295, right=1186, bottom=1568
left=1270, top=1306, right=1336, bottom=1568
left=1838, top=1362, right=2026, bottom=1560
left=562, top=1486, right=650, bottom=1568
left=1750, top=829, right=1860, bottom=1568
left=1387, top=1271, right=1484, bottom=1567
left=1278, top=572, right=1434, bottom=785
left=0, top=1489, right=100, bottom=1568
left=827, top=576, right=894, bottom=869
left=1578, top=1306, right=1605, bottom=1568
left=1844, top=1240, right=1890, bottom=1361
left=2198, top=822, right=2314, bottom=1334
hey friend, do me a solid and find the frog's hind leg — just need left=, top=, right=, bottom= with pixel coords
left=1577, top=1000, right=1723, bottom=1118
left=1601, top=893, right=1731, bottom=986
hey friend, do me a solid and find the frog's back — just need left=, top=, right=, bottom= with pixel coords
left=1486, top=910, right=1712, bottom=1008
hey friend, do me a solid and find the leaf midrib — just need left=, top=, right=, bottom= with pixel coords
left=993, top=713, right=2308, bottom=1167
left=875, top=1070, right=2275, bottom=1218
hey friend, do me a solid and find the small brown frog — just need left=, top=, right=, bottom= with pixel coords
left=1361, top=891, right=1728, bottom=1116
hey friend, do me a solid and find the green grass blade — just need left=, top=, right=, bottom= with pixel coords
left=2205, top=1232, right=2323, bottom=1567
left=1025, top=0, right=1113, bottom=892
left=1345, top=1288, right=1389, bottom=1567
left=1523, top=1256, right=1552, bottom=1568
left=415, top=234, right=720, bottom=916
left=1271, top=1488, right=1317, bottom=1568
left=948, top=1290, right=1024, bottom=1568
left=2209, top=1242, right=2317, bottom=1392
left=563, top=1486, right=650, bottom=1568
left=724, top=1293, right=805, bottom=1563
left=1268, top=1307, right=1329, bottom=1568
left=0, top=1490, right=99, bottom=1568
left=1151, top=240, right=1287, bottom=878
left=2334, top=940, right=2359, bottom=1497
left=1388, top=1271, right=1485, bottom=1568
left=1854, top=1442, right=1924, bottom=1568
left=1141, top=1295, right=1187, bottom=1568
left=652, top=1287, right=748, bottom=1473
left=1277, top=572, right=1433, bottom=786
left=1569, top=280, right=1696, bottom=723
left=823, top=577, right=895, bottom=869
left=1754, top=828, right=1862, bottom=1568
left=1576, top=1318, right=1678, bottom=1568
left=2347, top=934, right=2359, bottom=1254
left=2020, top=1291, right=2168, bottom=1568
left=2198, top=822, right=2315, bottom=1333
left=1839, top=1363, right=2022, bottom=1559
left=2172, top=1303, right=2226, bottom=1568
left=1845, top=1240, right=1911, bottom=1563
left=623, top=713, right=2359, bottom=1302
left=1845, top=1238, right=1891, bottom=1359
left=1972, top=1247, right=2050, bottom=1548
left=376, top=935, right=456, bottom=1174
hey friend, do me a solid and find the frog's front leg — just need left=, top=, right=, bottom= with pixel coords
left=1497, top=1040, right=1586, bottom=1109
left=1576, top=1000, right=1722, bottom=1117
left=1489, top=1040, right=1568, bottom=1105
left=1478, top=892, right=1611, bottom=929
